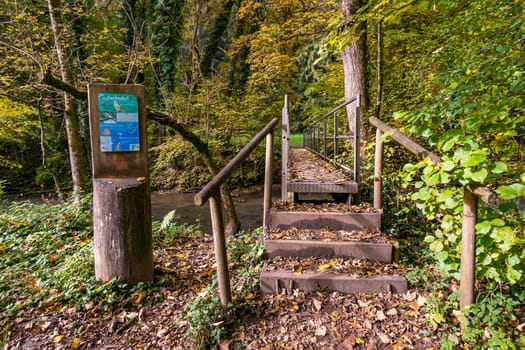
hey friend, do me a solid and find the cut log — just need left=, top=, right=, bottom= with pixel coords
left=93, top=178, right=153, bottom=283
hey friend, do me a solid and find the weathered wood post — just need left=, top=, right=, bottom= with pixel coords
left=263, top=132, right=274, bottom=227
left=373, top=128, right=383, bottom=210
left=87, top=84, right=153, bottom=284
left=460, top=188, right=477, bottom=307
left=209, top=193, right=232, bottom=310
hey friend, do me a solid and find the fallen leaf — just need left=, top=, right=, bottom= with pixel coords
left=315, top=325, right=327, bottom=337
left=52, top=335, right=64, bottom=343
left=312, top=298, right=322, bottom=311
left=71, top=337, right=81, bottom=350
left=377, top=332, right=390, bottom=344
left=376, top=310, right=387, bottom=321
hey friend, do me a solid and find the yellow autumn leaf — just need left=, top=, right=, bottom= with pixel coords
left=175, top=253, right=185, bottom=259
left=245, top=293, right=256, bottom=301
left=133, top=290, right=148, bottom=304
left=52, top=335, right=64, bottom=343
left=0, top=242, right=5, bottom=250
left=71, top=337, right=81, bottom=349
left=294, top=265, right=303, bottom=275
left=355, top=337, right=365, bottom=344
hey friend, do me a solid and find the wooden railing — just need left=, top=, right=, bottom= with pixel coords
left=370, top=116, right=499, bottom=307
left=193, top=118, right=278, bottom=311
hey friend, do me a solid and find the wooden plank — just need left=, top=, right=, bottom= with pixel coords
left=260, top=271, right=407, bottom=294
left=267, top=209, right=381, bottom=231
left=264, top=239, right=394, bottom=263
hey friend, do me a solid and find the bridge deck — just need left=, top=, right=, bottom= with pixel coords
left=287, top=148, right=357, bottom=194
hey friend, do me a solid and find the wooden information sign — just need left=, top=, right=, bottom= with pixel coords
left=88, top=84, right=153, bottom=283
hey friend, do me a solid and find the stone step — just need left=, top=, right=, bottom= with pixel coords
left=260, top=256, right=407, bottom=295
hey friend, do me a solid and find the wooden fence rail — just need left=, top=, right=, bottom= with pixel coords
left=194, top=117, right=279, bottom=311
left=369, top=116, right=499, bottom=307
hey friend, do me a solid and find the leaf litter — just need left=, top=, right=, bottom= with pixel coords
left=3, top=232, right=439, bottom=350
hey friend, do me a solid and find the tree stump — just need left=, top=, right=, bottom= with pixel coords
left=93, top=178, right=153, bottom=283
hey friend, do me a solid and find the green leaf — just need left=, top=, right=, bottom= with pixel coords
left=495, top=184, right=525, bottom=199
left=508, top=254, right=520, bottom=266
left=475, top=220, right=491, bottom=234
left=441, top=161, right=455, bottom=172
left=429, top=240, right=444, bottom=253
left=470, top=168, right=488, bottom=183
left=460, top=152, right=486, bottom=167
left=490, top=161, right=507, bottom=174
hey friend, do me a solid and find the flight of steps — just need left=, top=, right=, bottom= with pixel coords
left=259, top=148, right=408, bottom=295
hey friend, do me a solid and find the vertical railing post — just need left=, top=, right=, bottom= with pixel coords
left=334, top=112, right=338, bottom=158
left=460, top=188, right=477, bottom=307
left=374, top=127, right=383, bottom=210
left=281, top=95, right=289, bottom=202
left=323, top=119, right=327, bottom=158
left=264, top=132, right=274, bottom=226
left=353, top=95, right=361, bottom=183
left=209, top=193, right=232, bottom=311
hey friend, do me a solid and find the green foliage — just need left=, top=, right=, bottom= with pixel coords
left=0, top=196, right=153, bottom=320
left=388, top=0, right=525, bottom=286
left=289, top=134, right=304, bottom=147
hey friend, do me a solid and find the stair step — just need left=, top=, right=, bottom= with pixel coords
left=264, top=239, right=396, bottom=263
left=260, top=257, right=407, bottom=294
left=267, top=209, right=381, bottom=231
left=263, top=228, right=396, bottom=262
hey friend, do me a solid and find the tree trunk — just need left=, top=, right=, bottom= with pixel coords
left=340, top=0, right=366, bottom=134
left=47, top=0, right=89, bottom=197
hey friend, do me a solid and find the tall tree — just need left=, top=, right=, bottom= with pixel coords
left=340, top=0, right=366, bottom=133
left=47, top=0, right=89, bottom=197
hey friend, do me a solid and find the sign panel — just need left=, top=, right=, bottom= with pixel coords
left=98, top=93, right=140, bottom=152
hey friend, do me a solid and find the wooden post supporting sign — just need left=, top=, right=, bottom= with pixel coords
left=88, top=84, right=153, bottom=284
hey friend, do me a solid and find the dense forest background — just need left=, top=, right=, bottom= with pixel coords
left=0, top=1, right=524, bottom=347
left=0, top=0, right=522, bottom=195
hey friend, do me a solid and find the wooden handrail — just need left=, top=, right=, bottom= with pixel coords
left=370, top=116, right=499, bottom=307
left=369, top=116, right=497, bottom=205
left=193, top=117, right=278, bottom=311
left=194, top=118, right=279, bottom=206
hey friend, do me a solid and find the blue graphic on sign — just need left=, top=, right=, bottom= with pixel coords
left=98, top=93, right=140, bottom=152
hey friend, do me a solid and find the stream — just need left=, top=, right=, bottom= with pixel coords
left=151, top=189, right=278, bottom=233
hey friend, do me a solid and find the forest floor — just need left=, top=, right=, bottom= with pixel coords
left=4, top=231, right=442, bottom=350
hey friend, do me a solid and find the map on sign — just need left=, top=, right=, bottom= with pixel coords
left=98, top=93, right=140, bottom=152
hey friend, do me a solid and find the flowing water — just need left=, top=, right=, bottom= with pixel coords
left=150, top=188, right=279, bottom=233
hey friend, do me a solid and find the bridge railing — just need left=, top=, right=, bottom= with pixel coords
left=369, top=116, right=499, bottom=308
left=302, top=96, right=361, bottom=182
left=194, top=117, right=279, bottom=312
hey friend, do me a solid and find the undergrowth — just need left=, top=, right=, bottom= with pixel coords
left=0, top=196, right=155, bottom=326
left=183, top=228, right=264, bottom=350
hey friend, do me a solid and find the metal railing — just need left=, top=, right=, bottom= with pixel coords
left=303, top=96, right=361, bottom=182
